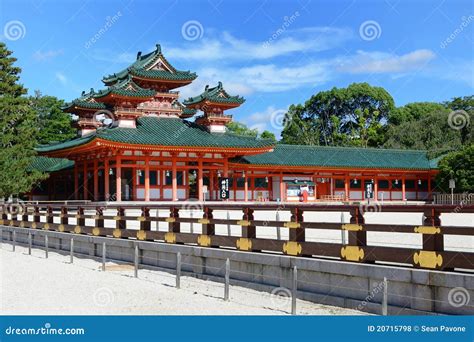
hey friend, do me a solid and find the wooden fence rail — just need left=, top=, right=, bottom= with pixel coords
left=1, top=203, right=473, bottom=271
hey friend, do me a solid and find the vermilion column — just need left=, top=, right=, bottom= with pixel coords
left=209, top=170, right=214, bottom=200
left=74, top=163, right=79, bottom=200
left=104, top=159, right=110, bottom=201
left=198, top=158, right=203, bottom=201
left=172, top=155, right=178, bottom=201
left=402, top=175, right=406, bottom=201
left=83, top=162, right=88, bottom=200
left=374, top=177, right=378, bottom=201
left=145, top=156, right=150, bottom=201
left=244, top=171, right=248, bottom=202
left=116, top=155, right=122, bottom=202
left=344, top=175, right=349, bottom=201
left=93, top=160, right=98, bottom=201
left=279, top=172, right=285, bottom=202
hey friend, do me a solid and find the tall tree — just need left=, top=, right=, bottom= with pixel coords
left=0, top=43, right=46, bottom=198
left=31, top=91, right=76, bottom=144
left=443, top=95, right=473, bottom=145
left=281, top=83, right=395, bottom=147
left=388, top=102, right=448, bottom=125
left=435, top=144, right=473, bottom=193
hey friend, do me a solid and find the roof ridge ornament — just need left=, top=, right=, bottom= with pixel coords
left=156, top=43, right=161, bottom=53
left=137, top=51, right=142, bottom=60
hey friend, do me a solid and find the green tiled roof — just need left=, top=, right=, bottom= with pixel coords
left=29, top=156, right=74, bottom=172
left=37, top=117, right=275, bottom=153
left=62, top=90, right=107, bottom=111
left=232, top=144, right=435, bottom=170
left=184, top=82, right=245, bottom=106
left=102, top=44, right=197, bottom=84
left=94, top=76, right=156, bottom=99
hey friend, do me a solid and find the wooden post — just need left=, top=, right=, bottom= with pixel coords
left=279, top=173, right=285, bottom=202
left=12, top=230, right=16, bottom=252
left=83, top=162, right=88, bottom=200
left=116, top=155, right=122, bottom=202
left=172, top=156, right=178, bottom=201
left=422, top=208, right=443, bottom=251
left=244, top=172, right=248, bottom=202
left=291, top=265, right=297, bottom=315
left=289, top=207, right=305, bottom=243
left=28, top=232, right=32, bottom=255
left=224, top=258, right=230, bottom=301
left=348, top=207, right=366, bottom=247
left=116, top=207, right=126, bottom=230
left=382, top=277, right=388, bottom=316
left=140, top=206, right=150, bottom=232
left=241, top=208, right=256, bottom=239
left=374, top=177, right=378, bottom=202
left=402, top=175, right=406, bottom=201
left=44, top=234, right=49, bottom=259
left=344, top=175, right=349, bottom=201
left=176, top=252, right=181, bottom=289
left=134, top=243, right=139, bottom=278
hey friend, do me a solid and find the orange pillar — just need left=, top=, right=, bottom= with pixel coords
left=93, top=160, right=98, bottom=201
left=116, top=155, right=122, bottom=202
left=74, top=163, right=79, bottom=200
left=279, top=172, right=285, bottom=202
left=374, top=177, right=378, bottom=201
left=104, top=159, right=110, bottom=201
left=83, top=162, right=88, bottom=200
left=198, top=158, right=203, bottom=201
left=209, top=170, right=214, bottom=201
left=344, top=175, right=349, bottom=201
left=402, top=175, right=406, bottom=201
left=172, top=155, right=178, bottom=201
left=145, top=156, right=150, bottom=202
left=244, top=172, right=248, bottom=202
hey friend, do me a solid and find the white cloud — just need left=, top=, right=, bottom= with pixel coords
left=33, top=49, right=64, bottom=61
left=337, top=49, right=436, bottom=74
left=245, top=105, right=289, bottom=134
left=166, top=28, right=352, bottom=61
left=55, top=72, right=68, bottom=85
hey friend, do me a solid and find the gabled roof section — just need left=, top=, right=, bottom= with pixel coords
left=102, top=44, right=197, bottom=85
left=29, top=156, right=74, bottom=172
left=94, top=76, right=156, bottom=99
left=232, top=144, right=436, bottom=170
left=62, top=89, right=107, bottom=111
left=184, top=82, right=245, bottom=106
left=36, top=117, right=275, bottom=153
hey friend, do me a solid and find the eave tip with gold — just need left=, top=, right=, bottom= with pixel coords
left=31, top=44, right=439, bottom=203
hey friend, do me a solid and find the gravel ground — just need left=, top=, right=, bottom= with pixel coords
left=0, top=245, right=365, bottom=315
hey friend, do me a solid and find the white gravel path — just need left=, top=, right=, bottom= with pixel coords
left=0, top=245, right=364, bottom=315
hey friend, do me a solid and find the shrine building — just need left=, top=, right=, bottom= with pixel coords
left=32, top=44, right=440, bottom=203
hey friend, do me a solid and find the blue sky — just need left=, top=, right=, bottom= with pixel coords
left=1, top=0, right=473, bottom=135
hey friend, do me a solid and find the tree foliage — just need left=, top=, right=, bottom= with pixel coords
left=0, top=42, right=46, bottom=198
left=226, top=121, right=276, bottom=141
left=435, top=144, right=473, bottom=193
left=281, top=83, right=395, bottom=147
left=30, top=91, right=76, bottom=144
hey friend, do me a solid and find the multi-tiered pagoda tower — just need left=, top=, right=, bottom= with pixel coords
left=63, top=44, right=243, bottom=136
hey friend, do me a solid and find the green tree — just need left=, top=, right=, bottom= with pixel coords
left=384, top=110, right=462, bottom=156
left=388, top=102, right=448, bottom=125
left=226, top=121, right=258, bottom=137
left=443, top=95, right=473, bottom=145
left=0, top=43, right=46, bottom=198
left=31, top=91, right=76, bottom=144
left=281, top=83, right=394, bottom=147
left=260, top=130, right=276, bottom=141
left=435, top=144, right=473, bottom=192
